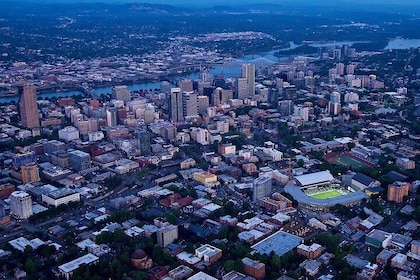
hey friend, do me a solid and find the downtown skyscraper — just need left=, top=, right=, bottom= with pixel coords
left=169, top=87, right=184, bottom=122
left=19, top=85, right=40, bottom=128
left=241, top=64, right=255, bottom=97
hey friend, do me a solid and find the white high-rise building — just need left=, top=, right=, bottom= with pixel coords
left=106, top=108, right=117, bottom=127
left=10, top=191, right=33, bottom=219
left=330, top=92, right=341, bottom=104
left=253, top=175, right=272, bottom=202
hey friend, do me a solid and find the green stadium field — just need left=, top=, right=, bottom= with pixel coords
left=309, top=189, right=343, bottom=199
left=332, top=155, right=367, bottom=169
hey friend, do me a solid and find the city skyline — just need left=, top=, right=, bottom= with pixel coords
left=0, top=0, right=419, bottom=279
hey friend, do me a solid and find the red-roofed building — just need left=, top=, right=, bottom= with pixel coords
left=148, top=266, right=168, bottom=280
left=159, top=194, right=193, bottom=209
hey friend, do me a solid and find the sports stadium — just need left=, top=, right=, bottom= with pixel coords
left=285, top=170, right=368, bottom=211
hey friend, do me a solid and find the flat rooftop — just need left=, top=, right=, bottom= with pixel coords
left=46, top=188, right=77, bottom=199
left=187, top=272, right=217, bottom=280
left=251, top=230, right=302, bottom=257
left=58, top=253, right=99, bottom=273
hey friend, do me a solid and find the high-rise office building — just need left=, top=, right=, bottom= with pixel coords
left=161, top=81, right=171, bottom=94
left=212, top=87, right=222, bottom=106
left=276, top=78, right=284, bottom=90
left=200, top=70, right=212, bottom=83
left=333, top=48, right=341, bottom=60
left=183, top=91, right=198, bottom=118
left=213, top=76, right=226, bottom=89
left=112, top=85, right=131, bottom=102
left=347, top=48, right=356, bottom=58
left=180, top=79, right=193, bottom=92
left=336, top=63, right=345, bottom=76
left=328, top=102, right=341, bottom=115
left=197, top=95, right=210, bottom=114
left=253, top=175, right=272, bottom=202
left=236, top=78, right=249, bottom=100
left=10, top=191, right=33, bottom=219
left=19, top=85, right=40, bottom=128
left=21, top=163, right=40, bottom=184
left=136, top=128, right=151, bottom=156
left=241, top=64, right=255, bottom=97
left=221, top=89, right=233, bottom=104
left=106, top=108, right=117, bottom=127
left=279, top=100, right=294, bottom=116
left=342, top=44, right=349, bottom=57
left=268, top=89, right=279, bottom=106
left=169, top=88, right=184, bottom=122
left=330, top=92, right=341, bottom=104
left=346, top=64, right=355, bottom=75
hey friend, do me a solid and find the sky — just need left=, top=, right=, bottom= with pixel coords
left=8, top=0, right=420, bottom=12
left=16, top=0, right=420, bottom=5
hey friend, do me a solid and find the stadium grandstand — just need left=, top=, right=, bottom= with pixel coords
left=294, top=171, right=335, bottom=190
left=286, top=170, right=368, bottom=210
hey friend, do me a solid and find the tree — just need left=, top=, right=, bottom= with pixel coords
left=111, top=259, right=123, bottom=277
left=232, top=244, right=251, bottom=258
left=25, top=258, right=37, bottom=274
left=130, top=271, right=148, bottom=280
left=224, top=260, right=235, bottom=272
left=314, top=233, right=340, bottom=253
left=297, top=159, right=304, bottom=167
left=164, top=213, right=178, bottom=225
left=234, top=259, right=244, bottom=273
left=269, top=254, right=282, bottom=270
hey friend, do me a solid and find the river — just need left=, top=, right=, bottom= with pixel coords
left=385, top=38, right=420, bottom=50
left=0, top=41, right=363, bottom=104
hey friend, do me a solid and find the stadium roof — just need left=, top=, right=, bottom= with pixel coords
left=294, top=171, right=334, bottom=187
left=352, top=173, right=376, bottom=186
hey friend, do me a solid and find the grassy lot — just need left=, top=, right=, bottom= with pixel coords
left=309, top=189, right=342, bottom=199
left=332, top=155, right=367, bottom=169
